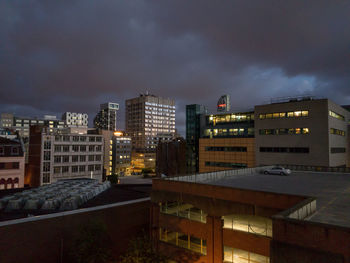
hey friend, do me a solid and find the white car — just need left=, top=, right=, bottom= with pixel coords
left=263, top=166, right=291, bottom=176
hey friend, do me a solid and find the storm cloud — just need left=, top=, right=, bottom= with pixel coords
left=0, top=0, right=349, bottom=135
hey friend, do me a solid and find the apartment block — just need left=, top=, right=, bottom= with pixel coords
left=94, top=102, right=119, bottom=131
left=0, top=137, right=25, bottom=190
left=62, top=112, right=88, bottom=128
left=27, top=126, right=103, bottom=186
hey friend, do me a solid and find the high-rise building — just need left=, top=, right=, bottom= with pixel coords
left=62, top=112, right=88, bottom=128
left=27, top=126, right=104, bottom=187
left=186, top=104, right=207, bottom=174
left=126, top=93, right=175, bottom=172
left=94, top=102, right=119, bottom=131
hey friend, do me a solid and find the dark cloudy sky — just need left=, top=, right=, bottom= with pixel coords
left=1, top=0, right=349, bottom=135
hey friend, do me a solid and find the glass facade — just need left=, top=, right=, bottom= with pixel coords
left=223, top=214, right=272, bottom=237
left=186, top=104, right=207, bottom=173
left=160, top=201, right=207, bottom=223
left=329, top=110, right=345, bottom=121
left=208, top=113, right=254, bottom=125
left=204, top=128, right=254, bottom=138
left=259, top=128, right=309, bottom=135
left=224, top=246, right=269, bottom=263
left=160, top=228, right=207, bottom=255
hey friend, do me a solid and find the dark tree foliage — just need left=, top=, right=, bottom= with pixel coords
left=119, top=235, right=168, bottom=263
left=71, top=220, right=113, bottom=263
left=108, top=173, right=119, bottom=185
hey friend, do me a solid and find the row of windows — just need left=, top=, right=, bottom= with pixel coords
left=330, top=128, right=346, bottom=136
left=54, top=155, right=102, bottom=163
left=0, top=146, right=20, bottom=155
left=208, top=113, right=255, bottom=125
left=260, top=147, right=309, bottom=153
left=331, top=148, right=346, bottom=154
left=53, top=164, right=101, bottom=174
left=204, top=128, right=254, bottom=137
left=259, top=110, right=309, bottom=119
left=54, top=145, right=102, bottom=152
left=329, top=110, right=345, bottom=121
left=205, top=146, right=247, bottom=152
left=0, top=162, right=20, bottom=170
left=259, top=128, right=309, bottom=135
left=0, top=177, right=20, bottom=189
left=205, top=162, right=247, bottom=168
left=55, top=135, right=102, bottom=142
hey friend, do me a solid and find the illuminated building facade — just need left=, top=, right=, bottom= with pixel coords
left=125, top=93, right=175, bottom=172
left=188, top=97, right=350, bottom=172
left=255, top=98, right=350, bottom=167
left=110, top=131, right=132, bottom=176
left=199, top=111, right=255, bottom=172
left=27, top=126, right=104, bottom=186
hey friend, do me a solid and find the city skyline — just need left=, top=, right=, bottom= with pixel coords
left=1, top=1, right=350, bottom=136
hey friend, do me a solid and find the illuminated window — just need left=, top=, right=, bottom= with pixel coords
left=259, top=114, right=265, bottom=119
left=273, top=113, right=279, bottom=118
left=294, top=111, right=302, bottom=117
left=302, top=111, right=309, bottom=117
left=288, top=128, right=294, bottom=134
left=287, top=112, right=294, bottom=117
left=266, top=113, right=273, bottom=119
left=280, top=112, right=286, bottom=118
left=302, top=128, right=309, bottom=134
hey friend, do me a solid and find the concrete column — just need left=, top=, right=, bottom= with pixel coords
left=150, top=203, right=160, bottom=250
left=206, top=215, right=224, bottom=263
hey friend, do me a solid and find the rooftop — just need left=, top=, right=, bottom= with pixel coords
left=0, top=179, right=151, bottom=222
left=167, top=168, right=350, bottom=228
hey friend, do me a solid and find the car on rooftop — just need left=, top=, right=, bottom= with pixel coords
left=262, top=166, right=291, bottom=176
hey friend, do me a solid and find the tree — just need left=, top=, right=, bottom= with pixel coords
left=71, top=220, right=113, bottom=263
left=108, top=173, right=119, bottom=185
left=119, top=235, right=168, bottom=263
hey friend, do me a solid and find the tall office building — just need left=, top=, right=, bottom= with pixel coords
left=94, top=102, right=119, bottom=131
left=186, top=104, right=207, bottom=174
left=27, top=126, right=104, bottom=186
left=125, top=93, right=175, bottom=172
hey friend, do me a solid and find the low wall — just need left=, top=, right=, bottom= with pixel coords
left=0, top=198, right=150, bottom=263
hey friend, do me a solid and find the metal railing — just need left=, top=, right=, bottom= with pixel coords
left=165, top=166, right=274, bottom=183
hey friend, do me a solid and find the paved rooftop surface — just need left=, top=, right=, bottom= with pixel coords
left=209, top=171, right=350, bottom=228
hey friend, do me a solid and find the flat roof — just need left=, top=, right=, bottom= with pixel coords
left=206, top=171, right=350, bottom=228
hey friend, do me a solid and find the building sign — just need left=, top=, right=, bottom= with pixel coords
left=217, top=95, right=230, bottom=112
